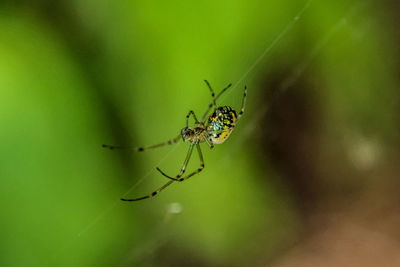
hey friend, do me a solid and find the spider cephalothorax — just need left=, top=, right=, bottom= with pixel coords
left=103, top=80, right=247, bottom=201
left=180, top=124, right=208, bottom=144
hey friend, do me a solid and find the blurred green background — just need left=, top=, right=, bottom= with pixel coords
left=1, top=0, right=400, bottom=266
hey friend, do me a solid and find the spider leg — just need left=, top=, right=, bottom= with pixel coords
left=121, top=180, right=175, bottom=201
left=237, top=85, right=247, bottom=122
left=201, top=82, right=232, bottom=121
left=102, top=133, right=181, bottom=152
left=158, top=143, right=204, bottom=182
left=122, top=142, right=203, bottom=201
left=120, top=139, right=196, bottom=202
left=204, top=138, right=214, bottom=149
left=186, top=110, right=199, bottom=128
left=204, top=80, right=217, bottom=110
left=156, top=142, right=194, bottom=180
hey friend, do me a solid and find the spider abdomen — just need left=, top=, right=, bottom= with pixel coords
left=207, top=106, right=237, bottom=144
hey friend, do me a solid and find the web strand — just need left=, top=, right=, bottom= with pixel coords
left=232, top=0, right=311, bottom=92
left=237, top=1, right=367, bottom=146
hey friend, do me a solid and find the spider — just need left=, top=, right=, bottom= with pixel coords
left=103, top=80, right=247, bottom=201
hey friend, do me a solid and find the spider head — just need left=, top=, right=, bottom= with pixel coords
left=181, top=127, right=194, bottom=142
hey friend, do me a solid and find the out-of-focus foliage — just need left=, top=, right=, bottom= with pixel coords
left=1, top=0, right=399, bottom=266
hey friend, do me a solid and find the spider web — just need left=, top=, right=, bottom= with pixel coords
left=237, top=1, right=367, bottom=146
left=50, top=0, right=368, bottom=264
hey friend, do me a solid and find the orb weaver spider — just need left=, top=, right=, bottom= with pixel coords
left=103, top=80, right=247, bottom=201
